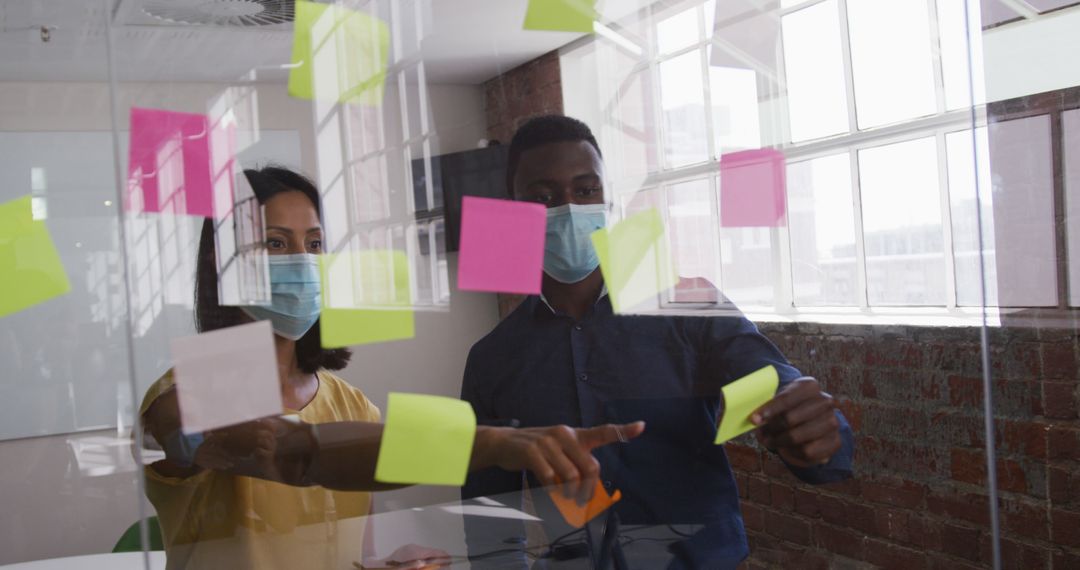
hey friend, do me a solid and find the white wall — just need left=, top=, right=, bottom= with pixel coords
left=983, top=7, right=1080, bottom=103
left=0, top=80, right=495, bottom=564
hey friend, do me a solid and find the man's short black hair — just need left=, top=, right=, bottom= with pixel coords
left=506, top=115, right=602, bottom=195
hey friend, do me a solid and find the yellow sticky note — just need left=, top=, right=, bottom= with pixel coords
left=591, top=208, right=677, bottom=313
left=523, top=0, right=597, bottom=33
left=289, top=0, right=390, bottom=106
left=375, top=393, right=477, bottom=486
left=715, top=365, right=780, bottom=444
left=0, top=195, right=71, bottom=317
left=319, top=250, right=415, bottom=348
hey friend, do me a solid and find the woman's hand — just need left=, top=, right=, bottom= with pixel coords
left=472, top=422, right=645, bottom=505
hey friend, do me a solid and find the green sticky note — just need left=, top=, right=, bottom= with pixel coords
left=0, top=195, right=71, bottom=317
left=289, top=0, right=390, bottom=106
left=523, top=0, right=597, bottom=33
left=319, top=250, right=415, bottom=348
left=591, top=208, right=677, bottom=313
left=715, top=365, right=780, bottom=444
left=375, top=393, right=478, bottom=486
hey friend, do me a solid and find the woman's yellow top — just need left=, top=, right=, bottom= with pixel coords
left=139, top=369, right=380, bottom=570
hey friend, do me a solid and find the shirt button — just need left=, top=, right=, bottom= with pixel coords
left=603, top=480, right=613, bottom=490
left=574, top=324, right=583, bottom=331
left=578, top=373, right=588, bottom=382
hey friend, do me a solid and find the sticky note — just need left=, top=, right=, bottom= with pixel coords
left=374, top=393, right=477, bottom=486
left=0, top=195, right=71, bottom=317
left=170, top=320, right=283, bottom=434
left=319, top=250, right=416, bottom=347
left=127, top=107, right=219, bottom=218
left=289, top=0, right=390, bottom=106
left=548, top=480, right=622, bottom=528
left=457, top=196, right=546, bottom=294
left=719, top=149, right=787, bottom=227
left=591, top=208, right=677, bottom=313
left=523, top=0, right=597, bottom=32
left=714, top=365, right=780, bottom=444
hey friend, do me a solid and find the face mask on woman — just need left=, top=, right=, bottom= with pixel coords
left=543, top=203, right=608, bottom=284
left=242, top=253, right=321, bottom=340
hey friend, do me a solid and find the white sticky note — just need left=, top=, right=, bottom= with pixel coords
left=170, top=320, right=283, bottom=434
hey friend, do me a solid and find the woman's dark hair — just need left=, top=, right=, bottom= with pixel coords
left=195, top=165, right=351, bottom=373
left=506, top=115, right=602, bottom=194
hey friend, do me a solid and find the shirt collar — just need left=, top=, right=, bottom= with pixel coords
left=535, top=284, right=609, bottom=317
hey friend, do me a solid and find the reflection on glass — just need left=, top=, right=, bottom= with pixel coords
left=659, top=50, right=708, bottom=168
left=847, top=0, right=937, bottom=129
left=787, top=153, right=858, bottom=306
left=781, top=0, right=848, bottom=142
left=1064, top=108, right=1080, bottom=307
left=666, top=178, right=721, bottom=303
left=946, top=128, right=998, bottom=306
left=710, top=66, right=761, bottom=152
left=937, top=0, right=987, bottom=110
left=656, top=6, right=699, bottom=56
left=858, top=137, right=946, bottom=306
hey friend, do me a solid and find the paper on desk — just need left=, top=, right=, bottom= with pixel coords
left=127, top=107, right=218, bottom=218
left=719, top=148, right=787, bottom=227
left=457, top=196, right=546, bottom=295
left=548, top=479, right=622, bottom=528
left=0, top=195, right=71, bottom=318
left=523, top=0, right=597, bottom=32
left=375, top=393, right=477, bottom=486
left=170, top=320, right=283, bottom=434
left=714, top=365, right=779, bottom=444
left=591, top=207, right=677, bottom=313
left=289, top=0, right=390, bottom=106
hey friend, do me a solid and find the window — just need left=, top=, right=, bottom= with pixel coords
left=564, top=0, right=1003, bottom=322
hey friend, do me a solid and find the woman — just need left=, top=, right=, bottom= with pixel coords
left=138, top=166, right=642, bottom=569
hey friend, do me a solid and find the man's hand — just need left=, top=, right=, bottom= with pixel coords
left=473, top=422, right=646, bottom=505
left=751, top=378, right=841, bottom=468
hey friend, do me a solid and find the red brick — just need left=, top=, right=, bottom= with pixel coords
left=1000, top=497, right=1049, bottom=542
left=726, top=443, right=761, bottom=472
left=941, top=523, right=981, bottom=560
left=927, top=553, right=989, bottom=570
left=1048, top=426, right=1080, bottom=461
left=949, top=375, right=982, bottom=408
left=793, top=488, right=820, bottom=518
left=764, top=511, right=811, bottom=544
left=871, top=507, right=910, bottom=543
left=813, top=522, right=865, bottom=560
left=741, top=502, right=765, bottom=532
left=736, top=472, right=749, bottom=499
left=1052, top=548, right=1080, bottom=569
left=1042, top=342, right=1078, bottom=380
left=997, top=458, right=1028, bottom=494
left=905, top=515, right=943, bottom=550
left=1052, top=508, right=1080, bottom=547
left=762, top=452, right=790, bottom=478
left=747, top=476, right=770, bottom=504
left=951, top=448, right=985, bottom=485
left=818, top=494, right=876, bottom=534
left=984, top=536, right=1051, bottom=569
left=1043, top=382, right=1078, bottom=420
left=771, top=482, right=794, bottom=510
left=864, top=537, right=928, bottom=570
left=861, top=477, right=926, bottom=509
left=1049, top=465, right=1080, bottom=506
left=999, top=420, right=1049, bottom=459
left=927, top=489, right=991, bottom=526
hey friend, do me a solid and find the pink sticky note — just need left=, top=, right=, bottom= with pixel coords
left=720, top=148, right=787, bottom=227
left=126, top=107, right=219, bottom=218
left=457, top=196, right=546, bottom=294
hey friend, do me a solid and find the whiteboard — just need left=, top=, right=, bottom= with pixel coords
left=0, top=130, right=301, bottom=441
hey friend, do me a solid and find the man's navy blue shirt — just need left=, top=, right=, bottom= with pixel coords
left=461, top=294, right=854, bottom=566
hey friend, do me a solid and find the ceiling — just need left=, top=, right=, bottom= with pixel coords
left=0, top=0, right=591, bottom=84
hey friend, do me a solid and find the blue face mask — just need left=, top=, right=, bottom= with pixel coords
left=544, top=204, right=608, bottom=284
left=242, top=253, right=321, bottom=340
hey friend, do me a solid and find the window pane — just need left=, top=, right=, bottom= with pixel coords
left=781, top=0, right=849, bottom=142
left=847, top=0, right=936, bottom=128
left=788, top=154, right=858, bottom=306
left=659, top=50, right=709, bottom=168
left=858, top=137, right=946, bottom=305
left=937, top=0, right=987, bottom=110
left=656, top=6, right=699, bottom=56
left=946, top=128, right=997, bottom=306
left=1065, top=109, right=1080, bottom=306
left=716, top=175, right=776, bottom=306
left=710, top=66, right=762, bottom=153
left=667, top=178, right=722, bottom=303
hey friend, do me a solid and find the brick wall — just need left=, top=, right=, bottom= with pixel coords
left=736, top=321, right=1080, bottom=569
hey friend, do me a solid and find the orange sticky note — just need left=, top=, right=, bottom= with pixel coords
left=548, top=480, right=621, bottom=528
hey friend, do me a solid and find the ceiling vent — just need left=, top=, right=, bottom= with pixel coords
left=142, top=0, right=294, bottom=27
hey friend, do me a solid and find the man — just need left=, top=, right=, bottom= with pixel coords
left=461, top=116, right=853, bottom=568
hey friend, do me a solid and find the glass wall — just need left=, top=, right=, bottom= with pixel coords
left=1, top=0, right=1076, bottom=569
